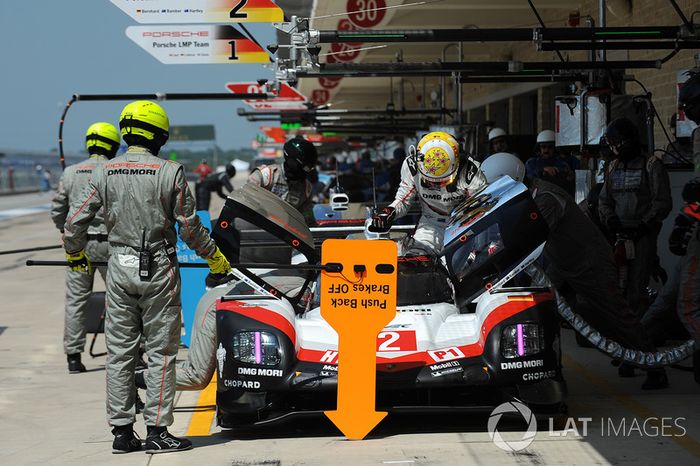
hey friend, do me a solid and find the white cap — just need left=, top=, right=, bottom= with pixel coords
left=480, top=152, right=525, bottom=183
left=536, top=129, right=555, bottom=144
left=488, top=127, right=507, bottom=141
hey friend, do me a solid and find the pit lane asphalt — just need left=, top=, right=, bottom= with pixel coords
left=0, top=182, right=698, bottom=466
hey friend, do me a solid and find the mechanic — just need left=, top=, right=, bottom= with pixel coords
left=670, top=178, right=700, bottom=384
left=481, top=153, right=668, bottom=389
left=598, top=118, right=672, bottom=316
left=135, top=275, right=231, bottom=392
left=195, top=162, right=236, bottom=211
left=484, top=127, right=510, bottom=160
left=525, top=130, right=575, bottom=195
left=63, top=101, right=232, bottom=454
left=193, top=158, right=213, bottom=182
left=247, top=135, right=317, bottom=225
left=51, top=122, right=119, bottom=374
left=679, top=71, right=700, bottom=172
left=372, top=131, right=487, bottom=255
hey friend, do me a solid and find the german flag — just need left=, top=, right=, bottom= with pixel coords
left=212, top=26, right=269, bottom=63
left=211, top=0, right=284, bottom=23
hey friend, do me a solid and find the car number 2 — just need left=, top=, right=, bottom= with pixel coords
left=377, top=331, right=417, bottom=352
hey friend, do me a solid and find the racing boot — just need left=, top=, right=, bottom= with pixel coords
left=112, top=424, right=142, bottom=454
left=145, top=427, right=192, bottom=454
left=641, top=368, right=668, bottom=390
left=67, top=353, right=86, bottom=374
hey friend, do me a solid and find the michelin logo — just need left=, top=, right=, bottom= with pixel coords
left=216, top=343, right=226, bottom=374
left=429, top=360, right=462, bottom=378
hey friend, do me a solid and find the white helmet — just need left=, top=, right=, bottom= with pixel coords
left=536, top=129, right=556, bottom=144
left=414, top=131, right=460, bottom=185
left=488, top=127, right=507, bottom=141
left=480, top=152, right=525, bottom=183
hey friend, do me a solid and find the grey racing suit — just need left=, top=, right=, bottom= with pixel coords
left=63, top=146, right=217, bottom=428
left=247, top=163, right=314, bottom=224
left=599, top=155, right=672, bottom=314
left=389, top=156, right=486, bottom=255
left=50, top=154, right=109, bottom=356
left=137, top=287, right=222, bottom=391
left=531, top=178, right=658, bottom=354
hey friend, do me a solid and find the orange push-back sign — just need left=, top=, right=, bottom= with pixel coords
left=320, top=239, right=397, bottom=440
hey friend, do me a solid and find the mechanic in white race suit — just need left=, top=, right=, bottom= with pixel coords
left=51, top=122, right=119, bottom=374
left=371, top=131, right=487, bottom=255
left=63, top=101, right=232, bottom=454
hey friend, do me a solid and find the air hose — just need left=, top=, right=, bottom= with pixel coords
left=526, top=264, right=695, bottom=367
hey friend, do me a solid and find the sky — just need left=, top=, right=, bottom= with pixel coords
left=0, top=1, right=277, bottom=154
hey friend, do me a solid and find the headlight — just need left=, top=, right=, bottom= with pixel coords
left=232, top=331, right=281, bottom=366
left=501, top=323, right=544, bottom=359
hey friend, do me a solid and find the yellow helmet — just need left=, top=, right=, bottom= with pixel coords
left=119, top=100, right=169, bottom=147
left=85, top=122, right=120, bottom=158
left=415, top=131, right=460, bottom=185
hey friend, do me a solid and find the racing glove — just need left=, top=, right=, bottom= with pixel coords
left=207, top=246, right=232, bottom=275
left=669, top=213, right=696, bottom=256
left=370, top=207, right=396, bottom=232
left=66, top=250, right=91, bottom=274
left=205, top=272, right=236, bottom=289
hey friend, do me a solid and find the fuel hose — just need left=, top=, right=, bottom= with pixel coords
left=526, top=263, right=695, bottom=367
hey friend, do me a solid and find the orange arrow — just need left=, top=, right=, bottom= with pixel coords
left=320, top=239, right=397, bottom=440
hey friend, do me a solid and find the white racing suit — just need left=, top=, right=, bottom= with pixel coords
left=63, top=146, right=217, bottom=428
left=50, top=154, right=109, bottom=356
left=389, top=156, right=486, bottom=255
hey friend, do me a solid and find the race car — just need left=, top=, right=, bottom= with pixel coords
left=209, top=179, right=565, bottom=428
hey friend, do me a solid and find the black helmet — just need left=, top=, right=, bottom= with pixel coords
left=604, top=117, right=640, bottom=145
left=679, top=72, right=700, bottom=124
left=283, top=136, right=318, bottom=180
left=604, top=117, right=641, bottom=160
left=682, top=178, right=700, bottom=204
left=225, top=162, right=236, bottom=178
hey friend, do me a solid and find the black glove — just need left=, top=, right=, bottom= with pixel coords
left=370, top=207, right=396, bottom=232
left=606, top=216, right=623, bottom=233
left=206, top=272, right=236, bottom=288
left=669, top=214, right=695, bottom=256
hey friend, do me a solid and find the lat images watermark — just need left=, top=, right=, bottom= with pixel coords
left=487, top=402, right=687, bottom=452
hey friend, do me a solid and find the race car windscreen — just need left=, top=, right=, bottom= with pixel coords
left=442, top=177, right=549, bottom=306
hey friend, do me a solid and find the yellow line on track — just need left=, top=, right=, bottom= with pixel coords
left=185, top=376, right=217, bottom=437
left=563, top=354, right=700, bottom=460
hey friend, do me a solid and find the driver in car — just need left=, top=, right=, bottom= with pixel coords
left=371, top=131, right=487, bottom=255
